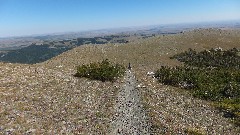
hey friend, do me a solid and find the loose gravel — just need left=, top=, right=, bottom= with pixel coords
left=110, top=70, right=151, bottom=134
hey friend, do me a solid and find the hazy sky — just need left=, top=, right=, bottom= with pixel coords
left=0, top=0, right=240, bottom=37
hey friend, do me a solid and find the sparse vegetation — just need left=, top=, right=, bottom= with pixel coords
left=155, top=48, right=240, bottom=126
left=74, top=59, right=125, bottom=82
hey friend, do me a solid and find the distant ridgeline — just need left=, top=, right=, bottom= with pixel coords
left=0, top=35, right=131, bottom=64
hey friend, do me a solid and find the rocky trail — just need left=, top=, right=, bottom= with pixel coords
left=110, top=70, right=151, bottom=134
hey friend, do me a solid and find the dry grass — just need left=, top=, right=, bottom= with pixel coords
left=1, top=28, right=240, bottom=134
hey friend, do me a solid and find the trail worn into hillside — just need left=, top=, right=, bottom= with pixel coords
left=110, top=70, right=151, bottom=134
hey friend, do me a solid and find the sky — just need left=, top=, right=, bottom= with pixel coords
left=0, top=0, right=240, bottom=37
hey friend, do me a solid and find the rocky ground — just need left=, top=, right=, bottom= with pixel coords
left=139, top=75, right=239, bottom=134
left=0, top=63, right=121, bottom=134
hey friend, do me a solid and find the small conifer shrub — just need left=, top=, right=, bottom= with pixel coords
left=74, top=59, right=125, bottom=82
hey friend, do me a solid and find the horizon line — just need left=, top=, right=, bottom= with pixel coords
left=1, top=19, right=239, bottom=39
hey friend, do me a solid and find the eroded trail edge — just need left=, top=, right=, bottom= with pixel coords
left=110, top=70, right=151, bottom=134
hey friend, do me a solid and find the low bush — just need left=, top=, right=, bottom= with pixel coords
left=74, top=59, right=125, bottom=82
left=155, top=66, right=240, bottom=100
left=156, top=48, right=240, bottom=126
left=171, top=48, right=240, bottom=69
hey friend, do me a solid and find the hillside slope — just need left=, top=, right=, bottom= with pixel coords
left=41, top=28, right=240, bottom=74
left=1, top=28, right=240, bottom=134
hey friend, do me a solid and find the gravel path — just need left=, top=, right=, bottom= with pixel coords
left=110, top=70, right=151, bottom=134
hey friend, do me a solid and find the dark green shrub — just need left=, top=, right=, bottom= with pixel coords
left=74, top=59, right=125, bottom=82
left=156, top=48, right=240, bottom=126
left=171, top=48, right=240, bottom=69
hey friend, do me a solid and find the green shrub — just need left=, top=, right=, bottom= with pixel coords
left=156, top=48, right=240, bottom=126
left=171, top=48, right=240, bottom=69
left=74, top=59, right=125, bottom=82
left=155, top=67, right=240, bottom=99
